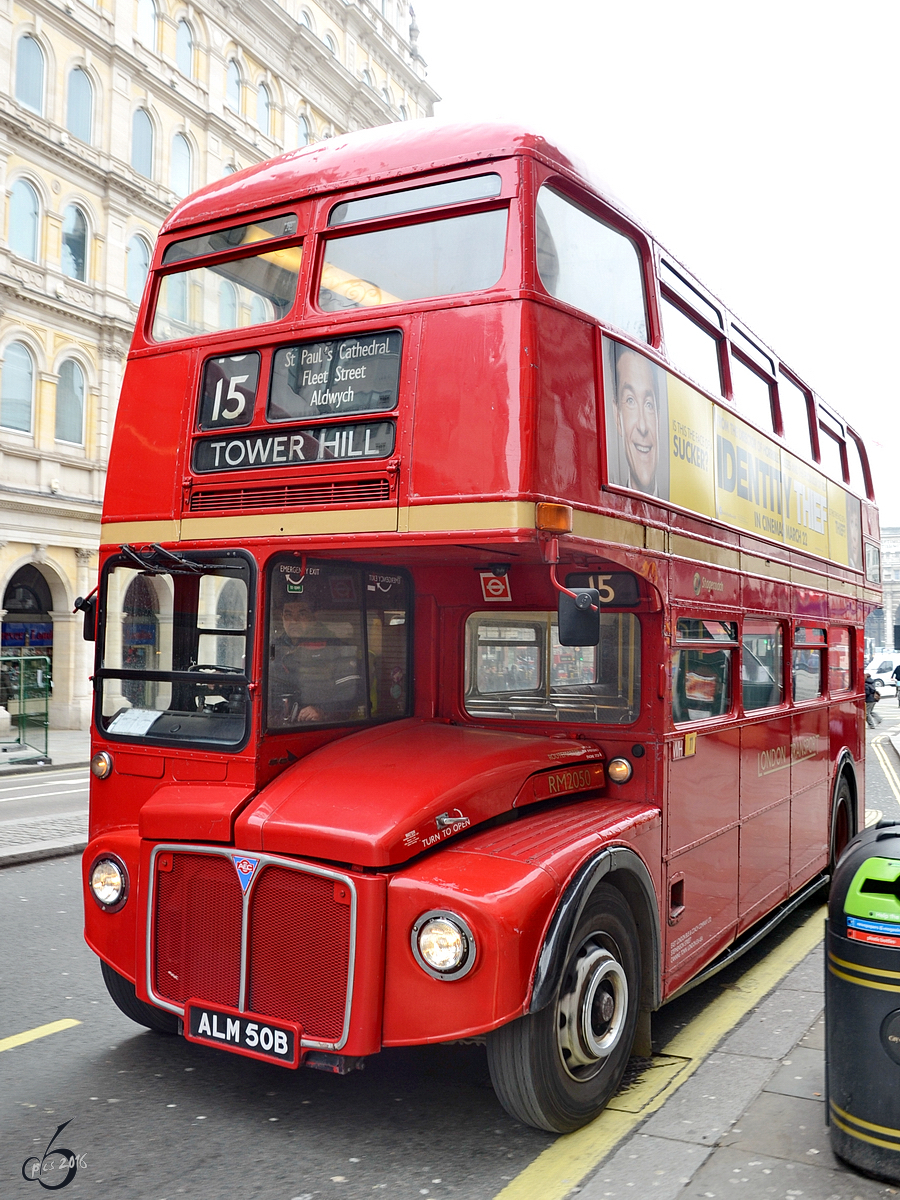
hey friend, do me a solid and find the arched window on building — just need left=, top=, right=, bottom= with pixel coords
left=56, top=359, right=85, bottom=445
left=382, top=85, right=393, bottom=107
left=9, top=180, right=39, bottom=261
left=126, top=235, right=150, bottom=304
left=15, top=36, right=44, bottom=114
left=399, top=104, right=409, bottom=121
left=226, top=59, right=241, bottom=110
left=132, top=109, right=154, bottom=177
left=324, top=33, right=337, bottom=55
left=297, top=114, right=311, bottom=146
left=222, top=163, right=237, bottom=176
left=61, top=205, right=88, bottom=281
left=171, top=133, right=192, bottom=197
left=250, top=294, right=273, bottom=325
left=299, top=10, right=312, bottom=29
left=66, top=68, right=93, bottom=143
left=0, top=342, right=35, bottom=433
left=136, top=0, right=157, bottom=49
left=362, top=68, right=374, bottom=88
left=176, top=20, right=193, bottom=77
left=257, top=83, right=270, bottom=135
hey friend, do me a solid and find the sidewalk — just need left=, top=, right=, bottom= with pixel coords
left=574, top=941, right=899, bottom=1199
left=0, top=727, right=90, bottom=868
left=0, top=726, right=90, bottom=774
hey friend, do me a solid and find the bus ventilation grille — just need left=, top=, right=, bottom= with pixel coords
left=152, top=852, right=352, bottom=1044
left=188, top=477, right=392, bottom=512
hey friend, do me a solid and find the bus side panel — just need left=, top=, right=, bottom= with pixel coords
left=529, top=305, right=599, bottom=505
left=790, top=706, right=829, bottom=888
left=103, top=352, right=193, bottom=524
left=408, top=303, right=529, bottom=503
left=665, top=727, right=740, bottom=990
left=738, top=717, right=791, bottom=931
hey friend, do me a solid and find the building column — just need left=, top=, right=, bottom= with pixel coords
left=48, top=609, right=78, bottom=729
left=73, top=547, right=96, bottom=729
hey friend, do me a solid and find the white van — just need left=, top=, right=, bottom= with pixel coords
left=865, top=653, right=900, bottom=690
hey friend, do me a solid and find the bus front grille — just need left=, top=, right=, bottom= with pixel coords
left=151, top=849, right=354, bottom=1046
left=188, top=477, right=392, bottom=512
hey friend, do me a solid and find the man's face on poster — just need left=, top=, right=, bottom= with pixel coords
left=615, top=350, right=660, bottom=493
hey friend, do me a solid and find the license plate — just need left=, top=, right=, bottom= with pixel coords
left=184, top=1000, right=301, bottom=1068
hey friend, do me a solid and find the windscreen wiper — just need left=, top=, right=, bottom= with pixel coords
left=119, top=544, right=242, bottom=575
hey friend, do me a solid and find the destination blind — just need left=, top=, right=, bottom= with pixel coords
left=269, top=330, right=401, bottom=421
left=192, top=420, right=394, bottom=472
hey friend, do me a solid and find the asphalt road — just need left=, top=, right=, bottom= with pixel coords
left=1, top=720, right=898, bottom=1200
left=0, top=769, right=89, bottom=824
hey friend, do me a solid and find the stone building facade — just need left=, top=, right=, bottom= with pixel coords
left=0, top=0, right=437, bottom=730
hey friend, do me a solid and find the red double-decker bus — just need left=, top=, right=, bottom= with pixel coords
left=80, top=122, right=880, bottom=1133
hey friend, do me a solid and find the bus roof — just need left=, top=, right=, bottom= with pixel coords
left=160, top=121, right=581, bottom=235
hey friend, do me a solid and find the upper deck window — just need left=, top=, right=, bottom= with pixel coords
left=661, top=295, right=722, bottom=397
left=162, top=214, right=298, bottom=265
left=318, top=208, right=508, bottom=312
left=329, top=174, right=501, bottom=225
left=152, top=219, right=301, bottom=343
left=536, top=185, right=647, bottom=342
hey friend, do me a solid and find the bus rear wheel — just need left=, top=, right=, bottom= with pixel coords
left=101, top=960, right=179, bottom=1034
left=487, top=882, right=640, bottom=1133
left=830, top=774, right=854, bottom=874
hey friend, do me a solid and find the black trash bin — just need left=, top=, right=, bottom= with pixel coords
left=827, top=820, right=900, bottom=1182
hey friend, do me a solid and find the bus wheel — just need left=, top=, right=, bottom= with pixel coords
left=487, top=883, right=640, bottom=1133
left=101, top=960, right=178, bottom=1034
left=830, top=775, right=854, bottom=874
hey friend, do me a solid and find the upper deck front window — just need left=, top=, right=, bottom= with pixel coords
left=318, top=175, right=508, bottom=312
left=151, top=214, right=301, bottom=342
left=536, top=185, right=648, bottom=342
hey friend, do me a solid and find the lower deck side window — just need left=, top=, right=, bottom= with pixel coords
left=464, top=611, right=641, bottom=724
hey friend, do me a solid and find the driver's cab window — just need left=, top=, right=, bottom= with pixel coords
left=672, top=618, right=736, bottom=723
left=266, top=559, right=410, bottom=730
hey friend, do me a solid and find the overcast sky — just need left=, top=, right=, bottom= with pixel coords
left=411, top=0, right=899, bottom=525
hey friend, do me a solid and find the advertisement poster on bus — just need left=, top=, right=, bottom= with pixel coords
left=602, top=337, right=863, bottom=571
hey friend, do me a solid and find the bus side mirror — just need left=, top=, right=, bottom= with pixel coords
left=557, top=589, right=600, bottom=646
left=74, top=594, right=97, bottom=642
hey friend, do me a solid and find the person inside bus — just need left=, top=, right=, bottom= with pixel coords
left=269, top=594, right=363, bottom=725
left=612, top=345, right=662, bottom=496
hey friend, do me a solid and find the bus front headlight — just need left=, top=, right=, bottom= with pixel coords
left=411, top=911, right=476, bottom=980
left=89, top=856, right=128, bottom=910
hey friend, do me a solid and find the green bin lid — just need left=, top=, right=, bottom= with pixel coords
left=844, top=857, right=900, bottom=922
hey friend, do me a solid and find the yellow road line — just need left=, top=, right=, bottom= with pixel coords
left=872, top=735, right=900, bottom=805
left=493, top=905, right=825, bottom=1200
left=0, top=1019, right=80, bottom=1053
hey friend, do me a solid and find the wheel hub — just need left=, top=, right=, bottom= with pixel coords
left=557, top=937, right=628, bottom=1079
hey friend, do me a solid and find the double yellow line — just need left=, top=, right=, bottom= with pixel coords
left=493, top=906, right=825, bottom=1200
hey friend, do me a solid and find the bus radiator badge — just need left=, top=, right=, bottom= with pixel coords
left=232, top=855, right=260, bottom=894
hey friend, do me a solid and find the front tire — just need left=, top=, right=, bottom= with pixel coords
left=101, top=960, right=179, bottom=1034
left=487, top=882, right=640, bottom=1132
left=830, top=774, right=854, bottom=876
